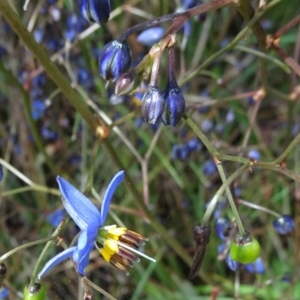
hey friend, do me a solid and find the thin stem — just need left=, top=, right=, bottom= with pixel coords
left=23, top=0, right=30, bottom=10
left=166, top=0, right=237, bottom=36
left=238, top=199, right=281, bottom=218
left=0, top=237, right=56, bottom=262
left=183, top=114, right=219, bottom=156
left=0, top=158, right=33, bottom=186
left=270, top=42, right=300, bottom=77
left=272, top=14, right=300, bottom=40
left=235, top=45, right=291, bottom=74
left=119, top=0, right=236, bottom=41
left=149, top=47, right=164, bottom=86
left=272, top=132, right=300, bottom=165
left=2, top=185, right=60, bottom=198
left=240, top=89, right=265, bottom=153
left=237, top=0, right=266, bottom=47
left=168, top=46, right=176, bottom=84
left=203, top=165, right=248, bottom=223
left=179, top=0, right=283, bottom=86
left=215, top=160, right=245, bottom=234
left=119, top=13, right=181, bottom=41
left=83, top=277, right=117, bottom=300
left=31, top=220, right=68, bottom=284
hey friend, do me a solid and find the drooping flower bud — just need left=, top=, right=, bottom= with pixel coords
left=162, top=46, right=185, bottom=126
left=115, top=71, right=136, bottom=96
left=141, top=85, right=164, bottom=124
left=78, top=0, right=111, bottom=25
left=162, top=83, right=185, bottom=126
left=98, top=40, right=131, bottom=81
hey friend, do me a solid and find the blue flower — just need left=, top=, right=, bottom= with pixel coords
left=38, top=171, right=125, bottom=278
left=38, top=171, right=154, bottom=279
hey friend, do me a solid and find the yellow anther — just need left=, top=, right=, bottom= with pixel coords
left=108, top=227, right=127, bottom=240
left=104, top=239, right=119, bottom=254
left=100, top=248, right=111, bottom=262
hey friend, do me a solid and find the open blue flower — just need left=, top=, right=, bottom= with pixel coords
left=38, top=171, right=125, bottom=279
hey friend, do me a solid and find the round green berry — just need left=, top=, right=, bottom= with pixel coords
left=24, top=283, right=46, bottom=300
left=229, top=231, right=260, bottom=264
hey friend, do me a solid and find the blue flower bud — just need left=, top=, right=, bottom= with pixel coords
left=98, top=40, right=131, bottom=81
left=273, top=215, right=295, bottom=235
left=215, top=217, right=232, bottom=240
left=162, top=83, right=185, bottom=127
left=248, top=149, right=261, bottom=160
left=78, top=0, right=111, bottom=25
left=187, top=137, right=203, bottom=152
left=244, top=257, right=265, bottom=274
left=171, top=143, right=190, bottom=160
left=202, top=160, right=217, bottom=176
left=141, top=86, right=164, bottom=124
left=137, top=27, right=165, bottom=47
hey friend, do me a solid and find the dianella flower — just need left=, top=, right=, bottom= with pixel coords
left=78, top=0, right=111, bottom=25
left=98, top=40, right=131, bottom=81
left=38, top=171, right=155, bottom=279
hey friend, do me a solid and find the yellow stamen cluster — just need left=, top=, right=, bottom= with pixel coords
left=98, top=225, right=148, bottom=275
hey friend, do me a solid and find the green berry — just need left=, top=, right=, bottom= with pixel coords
left=229, top=231, right=260, bottom=264
left=24, top=283, right=46, bottom=300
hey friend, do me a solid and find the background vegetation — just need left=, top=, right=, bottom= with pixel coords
left=0, top=0, right=300, bottom=299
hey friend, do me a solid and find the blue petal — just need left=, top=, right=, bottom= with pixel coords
left=57, top=176, right=101, bottom=230
left=76, top=243, right=94, bottom=275
left=100, top=171, right=125, bottom=224
left=72, top=227, right=98, bottom=275
left=38, top=246, right=76, bottom=279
